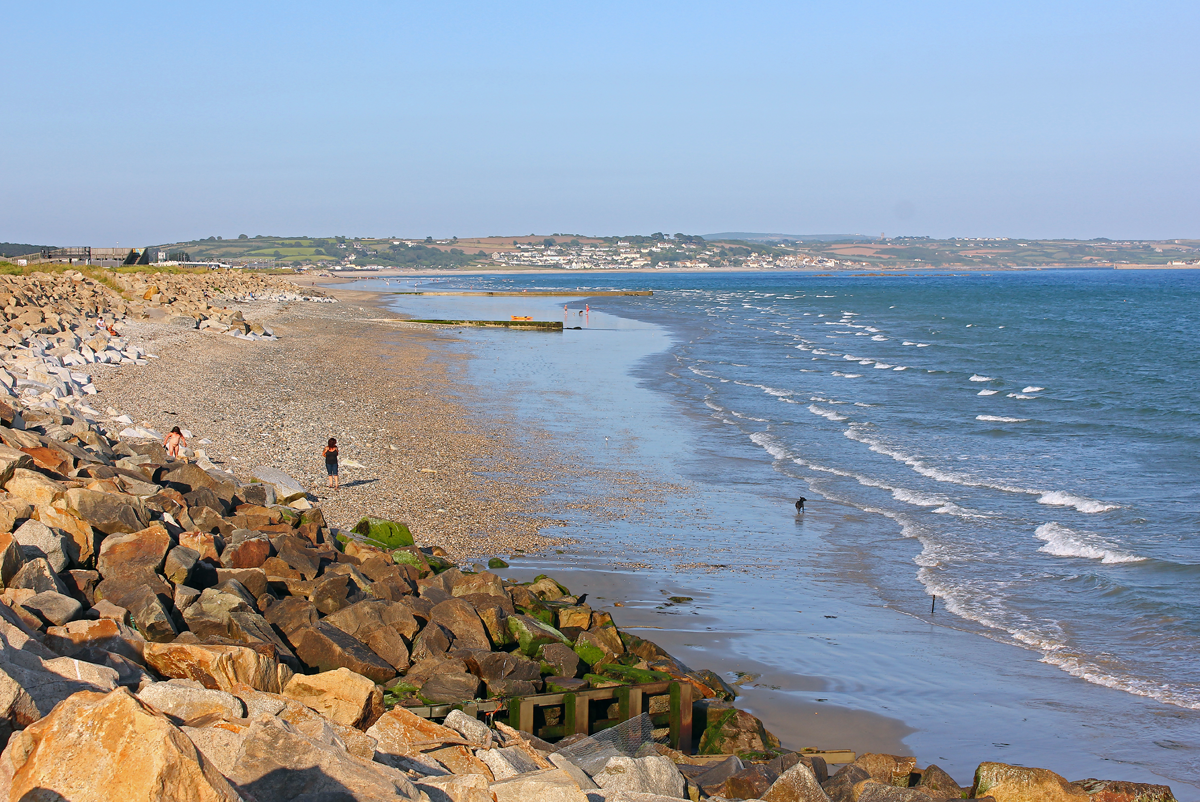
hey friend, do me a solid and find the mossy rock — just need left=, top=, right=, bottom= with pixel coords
left=352, top=517, right=414, bottom=549
left=697, top=706, right=781, bottom=756
left=573, top=640, right=607, bottom=667
left=599, top=664, right=670, bottom=684
left=274, top=506, right=301, bottom=524
left=488, top=557, right=509, bottom=569
left=582, top=673, right=623, bottom=689
left=507, top=616, right=570, bottom=657
left=519, top=605, right=556, bottom=627
left=425, top=554, right=456, bottom=574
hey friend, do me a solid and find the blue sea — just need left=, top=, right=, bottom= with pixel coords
left=353, top=269, right=1200, bottom=794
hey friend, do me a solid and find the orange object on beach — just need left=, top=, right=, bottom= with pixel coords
left=511, top=315, right=533, bottom=321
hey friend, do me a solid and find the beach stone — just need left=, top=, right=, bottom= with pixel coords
left=221, top=536, right=271, bottom=569
left=61, top=568, right=99, bottom=606
left=226, top=713, right=419, bottom=801
left=855, top=782, right=937, bottom=802
left=325, top=600, right=413, bottom=671
left=19, top=590, right=81, bottom=627
left=36, top=504, right=100, bottom=567
left=416, top=773, right=494, bottom=802
left=182, top=506, right=230, bottom=536
left=367, top=706, right=465, bottom=762
left=261, top=555, right=301, bottom=581
left=182, top=723, right=246, bottom=778
left=507, top=613, right=569, bottom=656
left=593, top=755, right=687, bottom=799
left=419, top=671, right=481, bottom=703
left=489, top=768, right=589, bottom=802
left=215, top=567, right=268, bottom=598
left=251, top=466, right=307, bottom=504
left=137, top=680, right=246, bottom=724
left=697, top=703, right=780, bottom=755
left=180, top=531, right=222, bottom=564
left=726, top=763, right=783, bottom=798
left=916, top=764, right=965, bottom=798
left=352, top=515, right=414, bottom=548
left=411, top=622, right=453, bottom=662
left=451, top=570, right=506, bottom=598
left=0, top=687, right=241, bottom=802
left=97, top=522, right=171, bottom=580
left=541, top=641, right=583, bottom=678
left=313, top=571, right=367, bottom=614
left=1070, top=779, right=1178, bottom=802
left=973, top=762, right=1089, bottom=802
left=164, top=545, right=200, bottom=585
left=763, top=761, right=834, bottom=802
left=4, top=468, right=65, bottom=508
left=0, top=445, right=32, bottom=485
left=264, top=595, right=319, bottom=639
left=574, top=629, right=618, bottom=666
left=227, top=610, right=297, bottom=665
left=433, top=708, right=487, bottom=748
left=0, top=532, right=26, bottom=589
left=143, top=640, right=293, bottom=693
left=282, top=666, right=384, bottom=729
left=11, top=519, right=71, bottom=572
left=62, top=487, right=148, bottom=534
left=294, top=621, right=397, bottom=683
left=273, top=536, right=322, bottom=578
left=855, top=753, right=919, bottom=786
left=479, top=746, right=541, bottom=780
left=9, top=557, right=68, bottom=595
left=183, top=585, right=254, bottom=638
left=430, top=597, right=492, bottom=650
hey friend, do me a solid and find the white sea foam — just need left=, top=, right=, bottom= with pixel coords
left=842, top=373, right=862, bottom=378
left=977, top=389, right=999, bottom=396
left=977, top=415, right=1029, bottom=423
left=843, top=355, right=860, bottom=361
left=859, top=360, right=874, bottom=365
left=893, top=366, right=909, bottom=371
left=903, top=341, right=917, bottom=346
left=865, top=326, right=880, bottom=333
left=845, top=425, right=1029, bottom=494
left=917, top=343, right=930, bottom=347
left=891, top=488, right=944, bottom=507
left=874, top=363, right=893, bottom=369
left=853, top=402, right=875, bottom=407
left=1008, top=393, right=1037, bottom=399
left=871, top=335, right=888, bottom=341
left=1023, top=386, right=1045, bottom=393
left=969, top=374, right=993, bottom=382
left=1037, top=491, right=1120, bottom=514
left=1035, top=522, right=1145, bottom=563
left=749, top=431, right=791, bottom=461
left=808, top=404, right=848, bottom=422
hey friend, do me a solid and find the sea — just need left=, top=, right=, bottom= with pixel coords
left=348, top=268, right=1200, bottom=795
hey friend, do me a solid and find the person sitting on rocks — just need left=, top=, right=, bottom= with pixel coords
left=164, top=426, right=188, bottom=461
left=323, top=437, right=339, bottom=490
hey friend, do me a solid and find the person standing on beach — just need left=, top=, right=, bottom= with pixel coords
left=164, top=427, right=188, bottom=461
left=323, top=438, right=339, bottom=489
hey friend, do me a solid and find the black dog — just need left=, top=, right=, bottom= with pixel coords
left=795, top=497, right=806, bottom=512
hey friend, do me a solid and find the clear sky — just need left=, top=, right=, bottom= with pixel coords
left=3, top=1, right=1196, bottom=244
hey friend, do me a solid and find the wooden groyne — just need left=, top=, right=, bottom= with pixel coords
left=408, top=318, right=564, bottom=331
left=390, top=290, right=652, bottom=297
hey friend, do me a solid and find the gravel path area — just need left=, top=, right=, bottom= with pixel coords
left=88, top=285, right=567, bottom=560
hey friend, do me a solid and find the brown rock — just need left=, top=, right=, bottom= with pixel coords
left=1071, top=778, right=1178, bottom=802
left=272, top=536, right=322, bottom=579
left=293, top=621, right=397, bottom=683
left=282, top=666, right=384, bottom=729
left=973, top=762, right=1089, bottom=802
left=221, top=536, right=271, bottom=569
left=97, top=522, right=171, bottom=580
left=180, top=531, right=223, bottom=564
left=368, top=707, right=493, bottom=780
left=855, top=753, right=919, bottom=787
left=419, top=672, right=481, bottom=704
left=0, top=688, right=241, bottom=802
left=143, top=640, right=294, bottom=693
left=62, top=487, right=148, bottom=535
left=451, top=571, right=507, bottom=598
left=0, top=532, right=26, bottom=589
left=36, top=504, right=99, bottom=566
left=263, top=596, right=319, bottom=639
left=215, top=567, right=268, bottom=598
left=697, top=704, right=781, bottom=756
left=916, top=764, right=965, bottom=798
left=313, top=572, right=367, bottom=615
left=4, top=468, right=66, bottom=509
left=9, top=557, right=66, bottom=595
left=430, top=598, right=491, bottom=650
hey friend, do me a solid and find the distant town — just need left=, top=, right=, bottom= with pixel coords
left=3, top=233, right=1198, bottom=272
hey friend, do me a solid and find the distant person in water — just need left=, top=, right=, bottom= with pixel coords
left=164, top=427, right=187, bottom=461
left=323, top=438, right=339, bottom=489
left=795, top=497, right=806, bottom=512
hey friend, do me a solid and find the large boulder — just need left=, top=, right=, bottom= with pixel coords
left=282, top=667, right=383, bottom=730
left=972, top=762, right=1089, bottom=802
left=324, top=599, right=415, bottom=671
left=1070, top=778, right=1177, bottom=802
left=854, top=754, right=919, bottom=786
left=62, top=487, right=148, bottom=535
left=293, top=621, right=398, bottom=683
left=11, top=519, right=72, bottom=572
left=226, top=713, right=420, bottom=801
left=352, top=516, right=414, bottom=549
left=143, top=641, right=293, bottom=694
left=489, top=768, right=590, bottom=802
left=0, top=688, right=241, bottom=802
left=4, top=469, right=65, bottom=509
left=506, top=614, right=569, bottom=657
left=96, top=522, right=171, bottom=580
left=592, top=754, right=687, bottom=798
left=430, top=598, right=492, bottom=650
left=0, top=445, right=32, bottom=485
left=250, top=466, right=307, bottom=504
left=761, top=761, right=832, bottom=802
left=137, top=680, right=246, bottom=725
left=0, top=532, right=26, bottom=589
left=368, top=707, right=493, bottom=779
left=697, top=703, right=781, bottom=756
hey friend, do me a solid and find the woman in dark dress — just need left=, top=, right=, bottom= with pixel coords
left=322, top=438, right=339, bottom=490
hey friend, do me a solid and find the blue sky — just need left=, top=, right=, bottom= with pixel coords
left=2, top=1, right=1196, bottom=244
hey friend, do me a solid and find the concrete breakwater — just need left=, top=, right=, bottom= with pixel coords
left=0, top=270, right=1178, bottom=802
